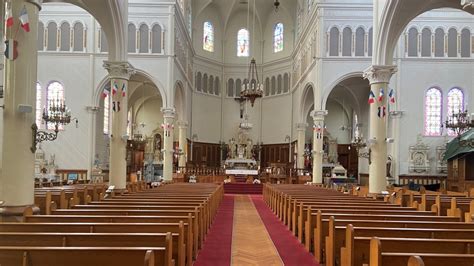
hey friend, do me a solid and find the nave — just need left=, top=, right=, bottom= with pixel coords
left=2, top=182, right=474, bottom=265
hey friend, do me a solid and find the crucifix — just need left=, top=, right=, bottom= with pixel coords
left=234, top=96, right=247, bottom=119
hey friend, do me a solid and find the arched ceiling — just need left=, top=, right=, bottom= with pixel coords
left=193, top=0, right=295, bottom=34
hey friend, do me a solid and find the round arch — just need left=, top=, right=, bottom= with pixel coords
left=373, top=1, right=474, bottom=66
left=299, top=82, right=316, bottom=123
left=174, top=80, right=187, bottom=122
left=322, top=71, right=364, bottom=111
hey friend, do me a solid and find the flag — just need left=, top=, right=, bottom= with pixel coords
left=377, top=106, right=386, bottom=118
left=112, top=102, right=116, bottom=112
left=368, top=90, right=376, bottom=104
left=389, top=89, right=396, bottom=103
left=121, top=83, right=126, bottom=97
left=102, top=87, right=110, bottom=98
left=4, top=39, right=18, bottom=60
left=5, top=1, right=13, bottom=28
left=378, top=88, right=384, bottom=102
left=19, top=6, right=30, bottom=32
left=112, top=81, right=118, bottom=96
left=117, top=101, right=120, bottom=112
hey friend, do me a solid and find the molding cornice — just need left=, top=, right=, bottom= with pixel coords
left=311, top=110, right=328, bottom=121
left=363, top=65, right=398, bottom=85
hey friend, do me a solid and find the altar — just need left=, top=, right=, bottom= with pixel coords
left=224, top=126, right=260, bottom=181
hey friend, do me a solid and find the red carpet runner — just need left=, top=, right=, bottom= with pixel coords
left=194, top=195, right=234, bottom=266
left=251, top=195, right=320, bottom=266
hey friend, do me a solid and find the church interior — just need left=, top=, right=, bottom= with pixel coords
left=0, top=0, right=474, bottom=265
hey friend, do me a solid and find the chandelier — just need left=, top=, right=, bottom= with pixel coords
left=444, top=109, right=473, bottom=137
left=274, top=0, right=280, bottom=12
left=241, top=58, right=264, bottom=107
left=31, top=98, right=77, bottom=153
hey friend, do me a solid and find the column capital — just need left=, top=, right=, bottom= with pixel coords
left=363, top=65, right=398, bottom=85
left=177, top=121, right=188, bottom=128
left=103, top=61, right=135, bottom=80
left=310, top=110, right=328, bottom=122
left=296, top=123, right=308, bottom=131
left=161, top=107, right=176, bottom=118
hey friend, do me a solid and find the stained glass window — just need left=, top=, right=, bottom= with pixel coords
left=46, top=81, right=65, bottom=130
left=203, top=22, right=214, bottom=52
left=447, top=88, right=464, bottom=136
left=274, top=23, right=284, bottom=53
left=237, top=28, right=249, bottom=57
left=36, top=82, right=42, bottom=128
left=424, top=88, right=442, bottom=136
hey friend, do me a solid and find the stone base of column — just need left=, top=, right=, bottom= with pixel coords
left=0, top=205, right=40, bottom=222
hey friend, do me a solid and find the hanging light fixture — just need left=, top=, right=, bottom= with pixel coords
left=444, top=109, right=474, bottom=137
left=241, top=58, right=264, bottom=107
left=274, top=0, right=280, bottom=12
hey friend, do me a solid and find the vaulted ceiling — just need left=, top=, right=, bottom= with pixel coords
left=193, top=0, right=295, bottom=34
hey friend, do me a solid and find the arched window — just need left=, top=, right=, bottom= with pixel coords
left=407, top=27, right=418, bottom=57
left=59, top=22, right=70, bottom=51
left=209, top=75, right=214, bottom=94
left=202, top=74, right=208, bottom=93
left=203, top=21, right=214, bottom=52
left=47, top=22, right=58, bottom=51
left=421, top=28, right=432, bottom=57
left=434, top=28, right=445, bottom=57
left=38, top=21, right=44, bottom=51
left=73, top=22, right=84, bottom=52
left=215, top=77, right=220, bottom=95
left=424, top=88, right=442, bottom=136
left=100, top=28, right=108, bottom=53
left=264, top=78, right=270, bottom=96
left=283, top=73, right=290, bottom=93
left=227, top=79, right=234, bottom=97
left=460, top=28, right=471, bottom=58
left=342, top=27, right=352, bottom=56
left=235, top=79, right=242, bottom=96
left=128, top=23, right=137, bottom=53
left=36, top=82, right=42, bottom=127
left=271, top=76, right=276, bottom=95
left=277, top=75, right=282, bottom=94
left=329, top=27, right=339, bottom=56
left=46, top=81, right=65, bottom=130
left=237, top=28, right=249, bottom=57
left=139, top=24, right=149, bottom=53
left=196, top=72, right=202, bottom=91
left=273, top=23, right=284, bottom=53
left=355, top=27, right=365, bottom=56
left=151, top=24, right=162, bottom=53
left=103, top=83, right=110, bottom=135
left=368, top=28, right=373, bottom=56
left=447, top=88, right=464, bottom=136
left=447, top=28, right=457, bottom=57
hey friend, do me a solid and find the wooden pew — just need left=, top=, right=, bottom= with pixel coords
left=337, top=224, right=474, bottom=266
left=369, top=237, right=474, bottom=266
left=0, top=232, right=185, bottom=266
left=0, top=245, right=172, bottom=266
left=0, top=221, right=192, bottom=265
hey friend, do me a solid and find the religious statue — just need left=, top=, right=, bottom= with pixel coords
left=386, top=156, right=392, bottom=178
left=228, top=138, right=236, bottom=159
left=246, top=138, right=253, bottom=159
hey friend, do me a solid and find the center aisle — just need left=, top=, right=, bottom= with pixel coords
left=231, top=195, right=283, bottom=265
left=195, top=194, right=319, bottom=266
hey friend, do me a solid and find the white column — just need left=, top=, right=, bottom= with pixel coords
left=0, top=0, right=42, bottom=220
left=296, top=123, right=307, bottom=174
left=363, top=65, right=397, bottom=193
left=177, top=121, right=188, bottom=169
left=311, top=110, right=327, bottom=183
left=103, top=61, right=134, bottom=191
left=161, top=108, right=176, bottom=181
